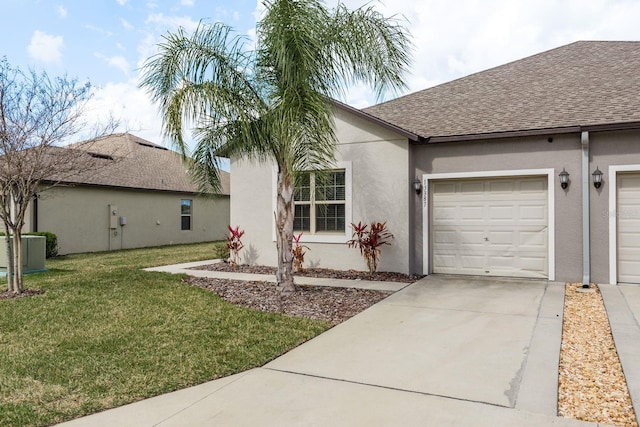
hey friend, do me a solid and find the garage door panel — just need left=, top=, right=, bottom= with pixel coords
left=433, top=182, right=457, bottom=194
left=461, top=255, right=485, bottom=268
left=434, top=206, right=457, bottom=220
left=618, top=232, right=640, bottom=247
left=461, top=181, right=484, bottom=193
left=488, top=231, right=513, bottom=245
left=488, top=180, right=516, bottom=192
left=520, top=180, right=546, bottom=192
left=432, top=177, right=548, bottom=278
left=433, top=254, right=458, bottom=268
left=520, top=257, right=547, bottom=271
left=618, top=173, right=640, bottom=284
left=461, top=207, right=484, bottom=220
left=434, top=230, right=456, bottom=244
left=519, top=205, right=546, bottom=221
left=488, top=206, right=514, bottom=220
left=520, top=230, right=547, bottom=247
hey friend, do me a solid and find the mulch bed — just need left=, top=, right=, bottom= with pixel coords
left=0, top=288, right=45, bottom=300
left=187, top=264, right=418, bottom=325
left=558, top=283, right=638, bottom=426
left=191, top=262, right=420, bottom=283
left=188, top=277, right=394, bottom=326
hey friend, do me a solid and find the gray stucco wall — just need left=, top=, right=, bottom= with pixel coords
left=231, top=107, right=411, bottom=273
left=33, top=186, right=229, bottom=254
left=411, top=134, right=584, bottom=282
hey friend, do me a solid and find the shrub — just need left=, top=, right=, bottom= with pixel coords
left=347, top=221, right=394, bottom=273
left=226, top=225, right=245, bottom=266
left=291, top=232, right=310, bottom=273
left=212, top=242, right=230, bottom=260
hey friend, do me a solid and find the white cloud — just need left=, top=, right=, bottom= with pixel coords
left=84, top=24, right=114, bottom=37
left=181, top=0, right=194, bottom=6
left=115, top=0, right=128, bottom=6
left=57, top=5, right=67, bottom=18
left=94, top=53, right=131, bottom=75
left=324, top=0, right=640, bottom=105
left=85, top=80, right=166, bottom=145
left=145, top=13, right=199, bottom=32
left=83, top=0, right=640, bottom=147
left=120, top=18, right=134, bottom=30
left=28, top=31, right=64, bottom=64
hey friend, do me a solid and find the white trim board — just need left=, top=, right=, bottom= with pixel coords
left=608, top=164, right=640, bottom=284
left=422, top=168, right=556, bottom=281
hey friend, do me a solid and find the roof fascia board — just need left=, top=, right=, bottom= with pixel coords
left=40, top=180, right=227, bottom=196
left=422, top=121, right=640, bottom=144
left=424, top=126, right=581, bottom=143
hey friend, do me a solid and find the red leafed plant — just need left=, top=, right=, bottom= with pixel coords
left=226, top=225, right=245, bottom=267
left=347, top=221, right=394, bottom=273
left=291, top=232, right=310, bottom=273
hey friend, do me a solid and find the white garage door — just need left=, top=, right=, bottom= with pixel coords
left=432, top=177, right=548, bottom=278
left=617, top=173, right=640, bottom=284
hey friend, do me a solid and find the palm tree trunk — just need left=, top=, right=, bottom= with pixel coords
left=275, top=166, right=295, bottom=294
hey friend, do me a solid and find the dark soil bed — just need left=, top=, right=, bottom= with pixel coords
left=188, top=277, right=393, bottom=325
left=191, top=262, right=420, bottom=283
left=0, top=288, right=45, bottom=300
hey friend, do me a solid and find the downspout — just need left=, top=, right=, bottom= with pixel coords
left=581, top=131, right=591, bottom=286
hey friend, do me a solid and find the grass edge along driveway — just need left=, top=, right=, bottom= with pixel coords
left=0, top=242, right=330, bottom=427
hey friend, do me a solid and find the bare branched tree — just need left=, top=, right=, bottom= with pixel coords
left=0, top=57, right=118, bottom=294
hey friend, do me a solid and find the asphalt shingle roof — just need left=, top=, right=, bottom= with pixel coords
left=363, top=41, right=640, bottom=139
left=61, top=133, right=230, bottom=195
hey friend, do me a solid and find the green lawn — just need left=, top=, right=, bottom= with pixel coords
left=0, top=242, right=330, bottom=427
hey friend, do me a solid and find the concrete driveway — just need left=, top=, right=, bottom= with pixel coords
left=60, top=275, right=598, bottom=426
left=268, top=275, right=562, bottom=410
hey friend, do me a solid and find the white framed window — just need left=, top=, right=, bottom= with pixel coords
left=181, top=199, right=192, bottom=231
left=294, top=170, right=346, bottom=233
left=272, top=161, right=352, bottom=243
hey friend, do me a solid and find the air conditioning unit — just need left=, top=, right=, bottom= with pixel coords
left=0, top=235, right=46, bottom=272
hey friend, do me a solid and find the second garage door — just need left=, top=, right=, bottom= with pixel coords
left=432, top=176, right=548, bottom=278
left=617, top=173, right=640, bottom=284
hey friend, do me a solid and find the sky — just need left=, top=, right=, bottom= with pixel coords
left=2, top=0, right=640, bottom=155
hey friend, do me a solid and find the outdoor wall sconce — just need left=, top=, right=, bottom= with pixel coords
left=559, top=168, right=569, bottom=189
left=592, top=167, right=603, bottom=189
left=413, top=178, right=422, bottom=195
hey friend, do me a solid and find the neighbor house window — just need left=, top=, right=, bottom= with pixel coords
left=294, top=170, right=346, bottom=234
left=181, top=199, right=192, bottom=230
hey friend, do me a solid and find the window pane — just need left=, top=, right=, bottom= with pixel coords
left=181, top=216, right=191, bottom=231
left=316, top=171, right=345, bottom=201
left=181, top=199, right=192, bottom=214
left=294, top=173, right=311, bottom=201
left=294, top=205, right=310, bottom=231
left=316, top=204, right=345, bottom=232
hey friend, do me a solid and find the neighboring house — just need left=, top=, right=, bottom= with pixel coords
left=232, top=41, right=640, bottom=285
left=24, top=133, right=230, bottom=255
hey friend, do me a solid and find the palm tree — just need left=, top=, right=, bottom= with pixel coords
left=140, top=0, right=411, bottom=294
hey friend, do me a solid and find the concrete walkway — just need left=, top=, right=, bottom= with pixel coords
left=58, top=273, right=609, bottom=426
left=600, top=284, right=640, bottom=423
left=144, top=259, right=409, bottom=292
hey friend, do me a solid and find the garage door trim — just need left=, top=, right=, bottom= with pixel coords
left=608, top=164, right=640, bottom=284
left=422, top=169, right=555, bottom=280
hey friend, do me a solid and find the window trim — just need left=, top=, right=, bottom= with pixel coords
left=272, top=161, right=352, bottom=244
left=180, top=199, right=192, bottom=231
